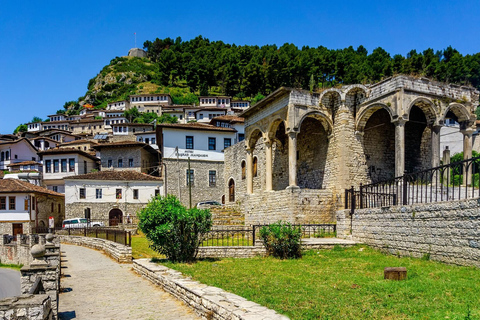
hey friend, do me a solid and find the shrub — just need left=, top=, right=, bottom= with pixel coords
left=138, top=195, right=212, bottom=262
left=259, top=221, right=302, bottom=259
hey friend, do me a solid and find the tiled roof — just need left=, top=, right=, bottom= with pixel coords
left=211, top=115, right=244, bottom=123
left=0, top=179, right=64, bottom=197
left=92, top=141, right=160, bottom=155
left=157, top=123, right=236, bottom=132
left=37, top=148, right=99, bottom=161
left=59, top=139, right=98, bottom=146
left=65, top=170, right=163, bottom=181
left=7, top=161, right=41, bottom=167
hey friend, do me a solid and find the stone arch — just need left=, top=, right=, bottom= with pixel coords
left=109, top=208, right=123, bottom=226
left=345, top=86, right=368, bottom=117
left=297, top=111, right=333, bottom=136
left=271, top=120, right=289, bottom=190
left=246, top=127, right=264, bottom=149
left=320, top=90, right=342, bottom=124
left=267, top=117, right=286, bottom=137
left=406, top=97, right=437, bottom=125
left=296, top=114, right=330, bottom=189
left=241, top=160, right=246, bottom=180
left=345, top=84, right=369, bottom=97
left=442, top=103, right=472, bottom=124
left=356, top=103, right=394, bottom=133
left=319, top=88, right=342, bottom=103
left=228, top=178, right=235, bottom=202
left=405, top=105, right=431, bottom=173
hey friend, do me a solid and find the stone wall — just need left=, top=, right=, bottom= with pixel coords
left=164, top=158, right=224, bottom=207
left=223, top=141, right=247, bottom=202
left=65, top=202, right=146, bottom=222
left=58, top=235, right=132, bottom=263
left=36, top=195, right=65, bottom=229
left=244, top=189, right=336, bottom=225
left=336, top=198, right=480, bottom=267
left=210, top=207, right=245, bottom=226
left=0, top=222, right=32, bottom=235
left=133, top=259, right=289, bottom=320
left=0, top=294, right=52, bottom=320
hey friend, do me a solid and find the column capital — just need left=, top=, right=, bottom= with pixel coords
left=286, top=129, right=298, bottom=137
left=392, top=117, right=407, bottom=126
left=461, top=128, right=476, bottom=137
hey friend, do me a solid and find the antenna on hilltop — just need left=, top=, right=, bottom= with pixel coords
left=134, top=32, right=137, bottom=48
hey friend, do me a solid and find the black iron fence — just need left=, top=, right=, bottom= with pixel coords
left=346, top=155, right=480, bottom=211
left=61, top=227, right=132, bottom=247
left=200, top=224, right=337, bottom=247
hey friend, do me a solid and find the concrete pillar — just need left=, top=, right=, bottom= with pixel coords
left=246, top=147, right=253, bottom=194
left=431, top=125, right=442, bottom=168
left=442, top=146, right=451, bottom=186
left=393, top=118, right=407, bottom=177
left=287, top=131, right=298, bottom=188
left=264, top=138, right=273, bottom=191
left=462, top=128, right=475, bottom=185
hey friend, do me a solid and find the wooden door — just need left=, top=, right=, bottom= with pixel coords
left=12, top=223, right=23, bottom=240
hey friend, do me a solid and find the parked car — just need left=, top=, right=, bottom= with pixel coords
left=62, top=218, right=104, bottom=229
left=196, top=201, right=223, bottom=209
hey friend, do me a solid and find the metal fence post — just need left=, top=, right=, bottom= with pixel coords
left=403, top=174, right=408, bottom=205
left=252, top=225, right=256, bottom=246
left=359, top=184, right=363, bottom=209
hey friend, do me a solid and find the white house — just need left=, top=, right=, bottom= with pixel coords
left=0, top=138, right=39, bottom=171
left=210, top=115, right=245, bottom=143
left=107, top=100, right=130, bottom=111
left=129, top=94, right=172, bottom=110
left=134, top=131, right=158, bottom=149
left=199, top=96, right=231, bottom=108
left=64, top=170, right=164, bottom=225
left=231, top=100, right=250, bottom=109
left=156, top=122, right=237, bottom=206
left=0, top=179, right=64, bottom=235
left=38, top=148, right=99, bottom=193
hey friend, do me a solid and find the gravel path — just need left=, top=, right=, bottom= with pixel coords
left=58, top=244, right=199, bottom=320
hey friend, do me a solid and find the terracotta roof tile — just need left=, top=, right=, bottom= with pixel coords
left=0, top=179, right=64, bottom=197
left=65, top=170, right=163, bottom=181
left=7, top=161, right=41, bottom=167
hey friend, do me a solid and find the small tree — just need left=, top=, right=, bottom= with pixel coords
left=260, top=221, right=302, bottom=259
left=138, top=195, right=212, bottom=262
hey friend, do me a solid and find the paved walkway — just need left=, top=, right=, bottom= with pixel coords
left=0, top=268, right=20, bottom=299
left=58, top=244, right=199, bottom=320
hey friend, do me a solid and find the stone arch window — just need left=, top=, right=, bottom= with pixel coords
left=228, top=179, right=235, bottom=202
left=5, top=151, right=9, bottom=160
left=0, top=152, right=4, bottom=161
left=253, top=157, right=258, bottom=177
left=241, top=161, right=246, bottom=180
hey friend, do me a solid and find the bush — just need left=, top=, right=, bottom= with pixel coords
left=138, top=195, right=212, bottom=262
left=259, top=221, right=302, bottom=259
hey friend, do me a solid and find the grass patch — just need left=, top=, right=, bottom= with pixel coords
left=162, top=245, right=479, bottom=319
left=0, top=263, right=22, bottom=270
left=131, top=232, right=164, bottom=259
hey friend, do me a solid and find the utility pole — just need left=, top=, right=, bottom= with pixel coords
left=188, top=157, right=192, bottom=209
left=176, top=147, right=181, bottom=202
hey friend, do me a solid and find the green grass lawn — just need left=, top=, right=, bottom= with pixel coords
left=161, top=245, right=479, bottom=319
left=131, top=233, right=164, bottom=259
left=0, top=263, right=22, bottom=270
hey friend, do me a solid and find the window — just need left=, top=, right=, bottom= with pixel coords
left=209, top=170, right=216, bottom=187
left=53, top=160, right=59, bottom=173
left=208, top=137, right=216, bottom=150
left=224, top=138, right=231, bottom=149
left=53, top=186, right=58, bottom=192
left=118, top=159, right=123, bottom=168
left=61, top=159, right=67, bottom=172
left=69, top=159, right=75, bottom=172
left=152, top=138, right=156, bottom=144
left=108, top=159, right=112, bottom=167
left=84, top=208, right=91, bottom=220
left=79, top=188, right=86, bottom=199
left=133, top=189, right=139, bottom=200
left=96, top=189, right=102, bottom=199
left=155, top=189, right=160, bottom=197
left=241, top=161, right=246, bottom=180
left=238, top=134, right=245, bottom=142
left=24, top=199, right=28, bottom=210
left=0, top=197, right=6, bottom=210
left=32, top=197, right=35, bottom=210
left=9, top=197, right=15, bottom=210
left=116, top=189, right=122, bottom=199
left=186, top=169, right=194, bottom=186
left=51, top=203, right=54, bottom=212
left=84, top=161, right=87, bottom=174
left=186, top=136, right=194, bottom=149
left=58, top=204, right=61, bottom=213
left=253, top=157, right=258, bottom=177
left=199, top=114, right=204, bottom=119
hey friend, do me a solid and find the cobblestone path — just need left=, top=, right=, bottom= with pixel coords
left=58, top=244, right=200, bottom=320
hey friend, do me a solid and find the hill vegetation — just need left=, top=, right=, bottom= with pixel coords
left=12, top=36, right=480, bottom=133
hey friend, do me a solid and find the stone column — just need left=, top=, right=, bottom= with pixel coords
left=462, top=128, right=475, bottom=185
left=442, top=146, right=451, bottom=186
left=246, top=147, right=253, bottom=194
left=393, top=118, right=407, bottom=178
left=264, top=138, right=273, bottom=191
left=287, top=130, right=298, bottom=188
left=431, top=125, right=442, bottom=168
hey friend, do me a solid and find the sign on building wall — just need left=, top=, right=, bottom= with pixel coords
left=164, top=147, right=224, bottom=161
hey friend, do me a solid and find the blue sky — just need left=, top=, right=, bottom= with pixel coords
left=1, top=0, right=479, bottom=134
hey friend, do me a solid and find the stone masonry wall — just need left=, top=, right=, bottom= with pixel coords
left=65, top=202, right=146, bottom=221
left=164, top=158, right=224, bottom=207
left=223, top=141, right=247, bottom=203
left=0, top=295, right=52, bottom=320
left=336, top=198, right=480, bottom=267
left=244, top=189, right=336, bottom=225
left=58, top=235, right=132, bottom=263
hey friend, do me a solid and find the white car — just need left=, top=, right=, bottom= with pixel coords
left=62, top=218, right=104, bottom=229
left=196, top=201, right=223, bottom=209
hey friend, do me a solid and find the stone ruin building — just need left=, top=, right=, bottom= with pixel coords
left=223, top=75, right=480, bottom=225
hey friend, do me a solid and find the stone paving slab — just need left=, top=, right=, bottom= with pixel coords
left=58, top=244, right=199, bottom=320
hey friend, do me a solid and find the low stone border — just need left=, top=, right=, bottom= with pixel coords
left=134, top=259, right=290, bottom=320
left=0, top=294, right=52, bottom=320
left=197, top=238, right=357, bottom=259
left=58, top=235, right=132, bottom=263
